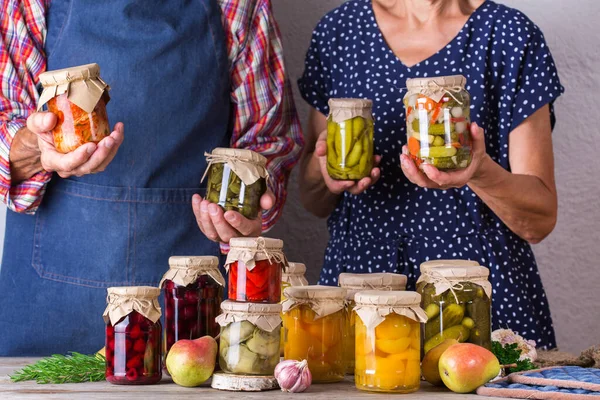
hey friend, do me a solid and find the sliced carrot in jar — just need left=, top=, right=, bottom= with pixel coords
left=408, top=137, right=420, bottom=157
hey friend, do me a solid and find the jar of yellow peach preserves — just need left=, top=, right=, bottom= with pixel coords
left=282, top=285, right=346, bottom=383
left=280, top=262, right=309, bottom=356
left=354, top=291, right=427, bottom=393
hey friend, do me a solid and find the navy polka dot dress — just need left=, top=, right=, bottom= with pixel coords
left=298, top=0, right=564, bottom=349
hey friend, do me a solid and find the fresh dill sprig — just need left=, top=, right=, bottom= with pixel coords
left=10, top=352, right=106, bottom=384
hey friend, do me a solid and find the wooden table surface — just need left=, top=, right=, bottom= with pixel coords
left=0, top=358, right=502, bottom=399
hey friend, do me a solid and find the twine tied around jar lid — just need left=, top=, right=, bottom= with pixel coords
left=159, top=256, right=225, bottom=288
left=103, top=286, right=161, bottom=326
left=353, top=290, right=428, bottom=329
left=327, top=98, right=374, bottom=124
left=421, top=265, right=492, bottom=303
left=417, top=259, right=480, bottom=286
left=215, top=300, right=282, bottom=332
left=224, top=236, right=288, bottom=272
left=282, top=285, right=346, bottom=319
left=404, top=74, right=467, bottom=104
left=201, top=147, right=269, bottom=187
left=338, top=272, right=407, bottom=302
left=282, top=262, right=309, bottom=286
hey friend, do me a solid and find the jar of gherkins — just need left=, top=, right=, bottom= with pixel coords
left=280, top=262, right=309, bottom=356
left=416, top=259, right=480, bottom=293
left=203, top=148, right=268, bottom=219
left=403, top=75, right=472, bottom=170
left=417, top=264, right=492, bottom=355
left=338, top=273, right=407, bottom=374
left=326, top=98, right=374, bottom=180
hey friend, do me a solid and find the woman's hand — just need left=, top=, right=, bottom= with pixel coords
left=314, top=129, right=381, bottom=195
left=192, top=190, right=275, bottom=243
left=400, top=122, right=487, bottom=189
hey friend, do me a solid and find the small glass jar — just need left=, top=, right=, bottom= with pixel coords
left=354, top=291, right=427, bottom=394
left=338, top=272, right=408, bottom=375
left=416, top=259, right=480, bottom=293
left=104, top=287, right=162, bottom=385
left=326, top=98, right=374, bottom=181
left=225, top=237, right=286, bottom=303
left=38, top=63, right=110, bottom=153
left=160, top=256, right=225, bottom=366
left=403, top=75, right=472, bottom=170
left=216, top=301, right=282, bottom=375
left=204, top=148, right=268, bottom=219
left=280, top=262, right=309, bottom=356
left=417, top=264, right=492, bottom=355
left=282, top=285, right=346, bottom=383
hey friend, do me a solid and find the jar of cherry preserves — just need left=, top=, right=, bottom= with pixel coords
left=225, top=237, right=287, bottom=303
left=103, top=287, right=162, bottom=385
left=159, top=256, right=224, bottom=361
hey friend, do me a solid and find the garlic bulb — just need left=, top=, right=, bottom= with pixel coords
left=274, top=359, right=312, bottom=393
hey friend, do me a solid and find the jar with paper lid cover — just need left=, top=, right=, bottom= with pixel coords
left=338, top=272, right=407, bottom=374
left=417, top=264, right=492, bottom=354
left=280, top=262, right=309, bottom=356
left=416, top=259, right=480, bottom=292
left=354, top=290, right=427, bottom=393
left=282, top=285, right=346, bottom=383
left=103, top=286, right=162, bottom=385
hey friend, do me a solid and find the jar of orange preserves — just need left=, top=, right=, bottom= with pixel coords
left=354, top=291, right=428, bottom=393
left=280, top=262, right=309, bottom=356
left=282, top=285, right=346, bottom=383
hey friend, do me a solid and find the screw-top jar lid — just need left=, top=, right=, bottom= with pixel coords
left=229, top=236, right=283, bottom=250
left=328, top=98, right=373, bottom=109
left=339, top=272, right=407, bottom=290
left=406, top=75, right=466, bottom=90
left=354, top=290, right=421, bottom=307
left=160, top=256, right=225, bottom=288
left=283, top=285, right=346, bottom=300
left=424, top=265, right=489, bottom=280
left=219, top=300, right=282, bottom=315
left=419, top=259, right=480, bottom=276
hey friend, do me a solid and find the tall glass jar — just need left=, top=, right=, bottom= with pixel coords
left=38, top=63, right=111, bottom=153
left=417, top=264, right=492, bottom=355
left=225, top=237, right=287, bottom=303
left=103, top=287, right=162, bottom=385
left=326, top=98, right=374, bottom=181
left=416, top=259, right=480, bottom=293
left=282, top=285, right=346, bottom=383
left=403, top=75, right=472, bottom=170
left=203, top=148, right=268, bottom=219
left=280, top=262, right=309, bottom=356
left=159, top=256, right=225, bottom=366
left=354, top=291, right=427, bottom=393
left=216, top=301, right=282, bottom=375
left=338, top=272, right=407, bottom=375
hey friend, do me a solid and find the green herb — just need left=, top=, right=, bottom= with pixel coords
left=492, top=341, right=537, bottom=374
left=10, top=352, right=106, bottom=384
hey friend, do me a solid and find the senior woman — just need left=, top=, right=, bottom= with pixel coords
left=298, top=0, right=563, bottom=348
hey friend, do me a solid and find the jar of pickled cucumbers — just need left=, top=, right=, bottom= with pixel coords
left=416, top=259, right=480, bottom=293
left=159, top=256, right=225, bottom=366
left=417, top=264, right=492, bottom=355
left=338, top=273, right=408, bottom=375
left=326, top=98, right=374, bottom=180
left=280, top=262, right=309, bottom=356
left=103, top=287, right=162, bottom=385
left=216, top=301, right=282, bottom=375
left=403, top=75, right=472, bottom=170
left=38, top=63, right=111, bottom=154
left=282, top=285, right=346, bottom=383
left=225, top=237, right=287, bottom=303
left=354, top=291, right=427, bottom=393
left=203, top=148, right=268, bottom=219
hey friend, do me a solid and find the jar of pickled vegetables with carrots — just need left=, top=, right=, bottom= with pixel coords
left=403, top=75, right=472, bottom=170
left=282, top=285, right=346, bottom=383
left=338, top=273, right=407, bottom=374
left=280, top=262, right=309, bottom=355
left=354, top=291, right=427, bottom=393
left=326, top=98, right=374, bottom=180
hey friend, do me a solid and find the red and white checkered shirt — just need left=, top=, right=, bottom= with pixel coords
left=0, top=0, right=303, bottom=234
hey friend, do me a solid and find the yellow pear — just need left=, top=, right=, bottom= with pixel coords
left=422, top=339, right=459, bottom=386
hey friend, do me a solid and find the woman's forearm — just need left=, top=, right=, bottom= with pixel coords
left=468, top=155, right=557, bottom=244
left=9, top=128, right=43, bottom=184
left=299, top=149, right=340, bottom=218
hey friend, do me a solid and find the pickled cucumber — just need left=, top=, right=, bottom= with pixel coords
left=440, top=303, right=465, bottom=329
left=424, top=325, right=471, bottom=353
left=420, top=146, right=457, bottom=158
left=326, top=116, right=373, bottom=181
left=411, top=120, right=453, bottom=135
left=425, top=303, right=440, bottom=319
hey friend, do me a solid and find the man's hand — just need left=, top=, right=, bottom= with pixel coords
left=192, top=190, right=275, bottom=243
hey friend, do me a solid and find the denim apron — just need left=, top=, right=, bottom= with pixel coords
left=0, top=0, right=230, bottom=355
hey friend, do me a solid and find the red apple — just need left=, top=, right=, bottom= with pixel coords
left=166, top=336, right=217, bottom=387
left=438, top=343, right=500, bottom=393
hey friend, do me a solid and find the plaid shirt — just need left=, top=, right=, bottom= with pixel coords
left=0, top=0, right=303, bottom=234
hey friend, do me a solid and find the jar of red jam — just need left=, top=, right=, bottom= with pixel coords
left=225, top=237, right=287, bottom=303
left=38, top=63, right=111, bottom=153
left=103, top=286, right=162, bottom=385
left=159, top=256, right=225, bottom=362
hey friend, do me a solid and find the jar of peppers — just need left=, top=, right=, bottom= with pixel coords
left=159, top=256, right=225, bottom=365
left=225, top=237, right=287, bottom=303
left=37, top=63, right=111, bottom=153
left=103, top=286, right=162, bottom=385
left=354, top=291, right=428, bottom=393
left=338, top=272, right=407, bottom=374
left=282, top=285, right=347, bottom=383
left=416, top=259, right=480, bottom=293
left=279, top=262, right=309, bottom=355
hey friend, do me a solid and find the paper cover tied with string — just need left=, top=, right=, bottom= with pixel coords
left=159, top=256, right=225, bottom=289
left=339, top=272, right=407, bottom=302
left=103, top=286, right=162, bottom=325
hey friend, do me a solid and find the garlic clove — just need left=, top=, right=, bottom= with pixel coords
left=274, top=359, right=312, bottom=393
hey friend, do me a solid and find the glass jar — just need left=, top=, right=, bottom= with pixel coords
left=326, top=98, right=374, bottom=181
left=280, top=262, right=309, bottom=356
left=38, top=63, right=110, bottom=153
left=338, top=272, right=408, bottom=375
left=417, top=264, right=492, bottom=355
left=160, top=256, right=225, bottom=365
left=216, top=301, right=282, bottom=375
left=354, top=291, right=427, bottom=393
left=403, top=75, right=472, bottom=170
left=225, top=237, right=286, bottom=303
left=204, top=148, right=268, bottom=219
left=103, top=287, right=162, bottom=385
left=416, top=259, right=480, bottom=293
left=282, top=285, right=346, bottom=383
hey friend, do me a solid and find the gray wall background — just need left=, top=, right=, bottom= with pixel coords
left=0, top=0, right=597, bottom=354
